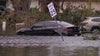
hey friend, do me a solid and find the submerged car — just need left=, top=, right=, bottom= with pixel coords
left=81, top=17, right=100, bottom=33
left=16, top=21, right=81, bottom=36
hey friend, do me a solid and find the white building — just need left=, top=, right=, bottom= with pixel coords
left=30, top=0, right=100, bottom=10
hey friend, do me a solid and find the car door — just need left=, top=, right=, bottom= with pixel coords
left=42, top=22, right=59, bottom=35
left=31, top=21, right=49, bottom=35
left=30, top=26, right=44, bottom=35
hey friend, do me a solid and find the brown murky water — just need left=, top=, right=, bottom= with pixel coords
left=0, top=46, right=99, bottom=56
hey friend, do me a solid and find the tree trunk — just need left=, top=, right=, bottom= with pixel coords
left=60, top=0, right=65, bottom=12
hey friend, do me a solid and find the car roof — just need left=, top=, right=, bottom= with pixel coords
left=38, top=20, right=69, bottom=23
left=37, top=20, right=72, bottom=24
left=34, top=20, right=75, bottom=27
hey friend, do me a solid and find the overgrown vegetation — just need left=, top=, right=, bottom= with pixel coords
left=57, top=3, right=100, bottom=26
left=29, top=3, right=100, bottom=27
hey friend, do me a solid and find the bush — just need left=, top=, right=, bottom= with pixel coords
left=29, top=8, right=40, bottom=14
left=29, top=8, right=52, bottom=23
left=57, top=3, right=100, bottom=26
left=93, top=10, right=100, bottom=16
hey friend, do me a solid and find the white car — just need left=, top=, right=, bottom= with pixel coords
left=81, top=17, right=100, bottom=33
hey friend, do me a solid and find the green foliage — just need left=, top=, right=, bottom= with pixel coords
left=29, top=8, right=51, bottom=22
left=29, top=8, right=40, bottom=14
left=16, top=8, right=52, bottom=27
left=34, top=12, right=52, bottom=22
left=28, top=4, right=100, bottom=27
left=57, top=3, right=100, bottom=26
left=94, top=10, right=100, bottom=16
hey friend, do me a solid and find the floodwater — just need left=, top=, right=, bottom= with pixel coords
left=0, top=35, right=100, bottom=56
left=0, top=46, right=99, bottom=56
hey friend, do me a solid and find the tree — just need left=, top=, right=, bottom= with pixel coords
left=39, top=0, right=60, bottom=13
left=11, top=0, right=31, bottom=12
left=60, top=0, right=64, bottom=12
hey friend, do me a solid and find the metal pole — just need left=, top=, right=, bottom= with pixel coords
left=2, top=21, right=6, bottom=36
left=47, top=2, right=64, bottom=41
left=54, top=17, right=64, bottom=41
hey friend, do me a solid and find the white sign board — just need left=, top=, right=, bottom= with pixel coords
left=47, top=2, right=57, bottom=18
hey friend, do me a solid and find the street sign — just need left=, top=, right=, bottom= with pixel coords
left=47, top=2, right=57, bottom=18
left=47, top=2, right=64, bottom=41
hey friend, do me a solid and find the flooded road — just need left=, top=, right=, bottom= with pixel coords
left=0, top=46, right=49, bottom=56
left=0, top=36, right=100, bottom=56
left=0, top=46, right=99, bottom=56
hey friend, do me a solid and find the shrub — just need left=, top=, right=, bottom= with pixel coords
left=57, top=3, right=100, bottom=26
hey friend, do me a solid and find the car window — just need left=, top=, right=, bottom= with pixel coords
left=92, top=18, right=100, bottom=22
left=33, top=22, right=44, bottom=26
left=32, top=26, right=42, bottom=28
left=44, top=22, right=58, bottom=27
left=58, top=21, right=74, bottom=27
left=31, top=22, right=45, bottom=29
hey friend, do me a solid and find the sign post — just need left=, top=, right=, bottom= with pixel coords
left=47, top=2, right=64, bottom=41
left=2, top=21, right=6, bottom=35
left=2, top=21, right=6, bottom=32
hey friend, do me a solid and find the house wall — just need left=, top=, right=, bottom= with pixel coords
left=62, top=2, right=100, bottom=10
left=59, top=2, right=100, bottom=12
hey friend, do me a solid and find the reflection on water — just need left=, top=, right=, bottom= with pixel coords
left=0, top=46, right=49, bottom=56
left=0, top=46, right=99, bottom=56
left=53, top=46, right=98, bottom=56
